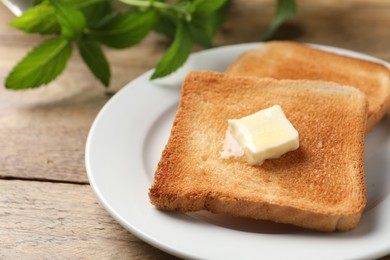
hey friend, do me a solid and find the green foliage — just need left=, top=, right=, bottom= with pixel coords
left=5, top=37, right=72, bottom=89
left=78, top=38, right=110, bottom=87
left=262, top=0, right=297, bottom=40
left=87, top=9, right=158, bottom=48
left=9, top=1, right=60, bottom=34
left=5, top=0, right=297, bottom=90
left=50, top=0, right=86, bottom=40
left=151, top=21, right=192, bottom=79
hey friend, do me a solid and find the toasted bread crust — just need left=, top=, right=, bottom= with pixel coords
left=226, top=41, right=390, bottom=133
left=149, top=71, right=367, bottom=232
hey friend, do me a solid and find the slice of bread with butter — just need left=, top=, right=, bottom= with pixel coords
left=149, top=71, right=367, bottom=232
left=226, top=41, right=390, bottom=133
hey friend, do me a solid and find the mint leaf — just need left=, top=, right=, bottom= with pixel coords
left=88, top=9, right=158, bottom=49
left=209, top=0, right=230, bottom=33
left=6, top=37, right=72, bottom=89
left=188, top=14, right=214, bottom=48
left=74, top=0, right=112, bottom=28
left=153, top=10, right=177, bottom=41
left=9, top=1, right=60, bottom=35
left=151, top=21, right=192, bottom=79
left=78, top=39, right=110, bottom=87
left=191, top=0, right=228, bottom=13
left=262, top=0, right=297, bottom=40
left=188, top=2, right=230, bottom=48
left=51, top=0, right=86, bottom=40
left=9, top=0, right=111, bottom=35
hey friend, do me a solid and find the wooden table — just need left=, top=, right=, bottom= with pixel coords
left=1, top=0, right=389, bottom=258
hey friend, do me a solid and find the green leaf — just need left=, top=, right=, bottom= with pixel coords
left=9, top=1, right=60, bottom=35
left=191, top=0, right=228, bottom=13
left=51, top=0, right=86, bottom=40
left=76, top=0, right=112, bottom=28
left=5, top=37, right=72, bottom=89
left=9, top=0, right=112, bottom=35
left=63, top=0, right=113, bottom=28
left=188, top=2, right=230, bottom=48
left=88, top=9, right=158, bottom=49
left=151, top=21, right=192, bottom=79
left=153, top=10, right=177, bottom=41
left=78, top=39, right=110, bottom=87
left=262, top=0, right=297, bottom=40
left=211, top=0, right=231, bottom=32
left=188, top=14, right=214, bottom=48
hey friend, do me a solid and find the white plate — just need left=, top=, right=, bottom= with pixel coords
left=85, top=43, right=390, bottom=260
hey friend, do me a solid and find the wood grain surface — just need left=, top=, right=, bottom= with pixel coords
left=0, top=179, right=177, bottom=259
left=0, top=0, right=390, bottom=258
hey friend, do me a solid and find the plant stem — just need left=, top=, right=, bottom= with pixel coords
left=118, top=0, right=191, bottom=20
left=118, top=0, right=167, bottom=9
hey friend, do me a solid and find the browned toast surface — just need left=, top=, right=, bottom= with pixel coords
left=226, top=41, right=390, bottom=132
left=149, top=71, right=367, bottom=232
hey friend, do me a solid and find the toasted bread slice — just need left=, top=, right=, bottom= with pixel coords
left=149, top=71, right=367, bottom=231
left=149, top=71, right=367, bottom=232
left=226, top=41, right=390, bottom=133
